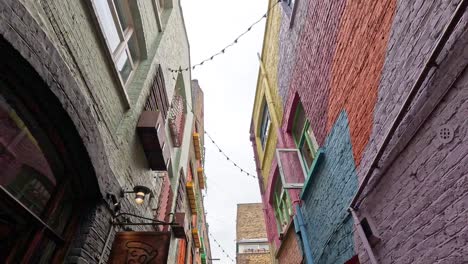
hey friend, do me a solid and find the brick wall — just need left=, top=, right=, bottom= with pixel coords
left=274, top=0, right=468, bottom=263
left=237, top=203, right=268, bottom=240
left=355, top=0, right=468, bottom=262
left=1, top=0, right=195, bottom=263
left=276, top=223, right=303, bottom=264
left=237, top=253, right=272, bottom=264
left=300, top=112, right=357, bottom=263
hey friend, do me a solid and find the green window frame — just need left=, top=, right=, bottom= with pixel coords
left=273, top=178, right=292, bottom=233
left=292, top=103, right=319, bottom=174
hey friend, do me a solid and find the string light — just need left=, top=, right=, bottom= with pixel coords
left=168, top=80, right=258, bottom=179
left=204, top=132, right=257, bottom=179
left=168, top=0, right=282, bottom=73
left=209, top=232, right=236, bottom=263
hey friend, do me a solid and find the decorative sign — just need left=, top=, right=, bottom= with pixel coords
left=108, top=232, right=171, bottom=264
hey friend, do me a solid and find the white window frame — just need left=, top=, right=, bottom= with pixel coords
left=90, top=0, right=139, bottom=87
left=276, top=148, right=308, bottom=189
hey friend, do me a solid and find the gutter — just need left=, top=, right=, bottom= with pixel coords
left=349, top=0, right=468, bottom=210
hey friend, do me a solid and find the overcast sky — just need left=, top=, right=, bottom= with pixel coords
left=180, top=0, right=268, bottom=262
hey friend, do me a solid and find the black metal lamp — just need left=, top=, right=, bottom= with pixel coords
left=124, top=185, right=152, bottom=205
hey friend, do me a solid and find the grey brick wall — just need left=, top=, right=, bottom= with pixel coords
left=356, top=0, right=468, bottom=263
left=1, top=0, right=194, bottom=263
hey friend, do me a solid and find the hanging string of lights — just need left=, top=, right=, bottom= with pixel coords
left=209, top=232, right=236, bottom=263
left=168, top=0, right=282, bottom=73
left=167, top=79, right=258, bottom=179
left=203, top=132, right=257, bottom=179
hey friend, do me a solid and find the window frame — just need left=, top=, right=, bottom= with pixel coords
left=272, top=179, right=293, bottom=234
left=292, top=103, right=319, bottom=174
left=89, top=0, right=140, bottom=88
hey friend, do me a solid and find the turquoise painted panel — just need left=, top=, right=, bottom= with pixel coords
left=300, top=111, right=358, bottom=263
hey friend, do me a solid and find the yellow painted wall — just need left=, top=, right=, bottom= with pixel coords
left=251, top=0, right=282, bottom=191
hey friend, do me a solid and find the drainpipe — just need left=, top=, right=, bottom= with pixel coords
left=294, top=204, right=314, bottom=264
left=349, top=0, right=468, bottom=210
left=349, top=208, right=378, bottom=264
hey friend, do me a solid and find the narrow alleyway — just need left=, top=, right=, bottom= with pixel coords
left=0, top=0, right=467, bottom=263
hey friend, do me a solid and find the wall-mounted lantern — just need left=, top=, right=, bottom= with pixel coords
left=123, top=185, right=153, bottom=205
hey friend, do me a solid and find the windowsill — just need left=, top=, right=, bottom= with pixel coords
left=300, top=149, right=324, bottom=199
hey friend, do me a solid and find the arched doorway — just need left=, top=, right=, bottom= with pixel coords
left=0, top=36, right=100, bottom=262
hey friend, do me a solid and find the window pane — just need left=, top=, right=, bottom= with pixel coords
left=113, top=0, right=130, bottom=30
left=292, top=103, right=306, bottom=144
left=92, top=0, right=121, bottom=52
left=307, top=125, right=319, bottom=151
left=260, top=103, right=271, bottom=149
left=116, top=50, right=132, bottom=84
left=300, top=141, right=315, bottom=169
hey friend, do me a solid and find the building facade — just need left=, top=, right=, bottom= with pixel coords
left=236, top=203, right=272, bottom=264
left=251, top=0, right=468, bottom=263
left=0, top=0, right=211, bottom=263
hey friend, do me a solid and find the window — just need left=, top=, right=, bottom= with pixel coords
left=91, top=0, right=139, bottom=86
left=238, top=243, right=270, bottom=253
left=292, top=103, right=319, bottom=171
left=273, top=178, right=292, bottom=233
left=144, top=65, right=169, bottom=120
left=259, top=102, right=271, bottom=149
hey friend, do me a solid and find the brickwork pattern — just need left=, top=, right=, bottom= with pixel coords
left=276, top=224, right=303, bottom=264
left=300, top=112, right=357, bottom=263
left=237, top=253, right=272, bottom=264
left=327, top=0, right=397, bottom=165
left=0, top=0, right=195, bottom=263
left=254, top=0, right=468, bottom=263
left=237, top=203, right=268, bottom=240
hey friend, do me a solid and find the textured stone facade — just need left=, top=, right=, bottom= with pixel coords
left=0, top=0, right=210, bottom=263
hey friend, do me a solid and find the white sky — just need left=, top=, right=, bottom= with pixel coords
left=180, top=0, right=268, bottom=262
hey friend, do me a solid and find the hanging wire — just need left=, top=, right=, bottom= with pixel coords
left=168, top=0, right=282, bottom=73
left=209, top=232, right=236, bottom=263
left=168, top=78, right=258, bottom=179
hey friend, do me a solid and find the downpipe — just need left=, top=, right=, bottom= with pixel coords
left=294, top=204, right=314, bottom=264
